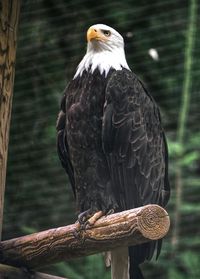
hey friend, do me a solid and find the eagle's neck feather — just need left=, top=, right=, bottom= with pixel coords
left=73, top=48, right=130, bottom=79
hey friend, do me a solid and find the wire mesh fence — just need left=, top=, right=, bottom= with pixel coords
left=2, top=0, right=200, bottom=278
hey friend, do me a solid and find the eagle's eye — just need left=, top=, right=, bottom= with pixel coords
left=102, top=30, right=111, bottom=37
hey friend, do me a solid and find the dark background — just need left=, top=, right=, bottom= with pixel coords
left=2, top=0, right=200, bottom=278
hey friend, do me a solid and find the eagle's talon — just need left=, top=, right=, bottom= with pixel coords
left=81, top=220, right=90, bottom=230
left=85, top=210, right=104, bottom=227
left=73, top=228, right=81, bottom=240
left=77, top=209, right=93, bottom=225
left=76, top=210, right=105, bottom=231
left=106, top=208, right=115, bottom=216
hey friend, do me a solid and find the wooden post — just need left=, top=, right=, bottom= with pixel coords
left=0, top=0, right=21, bottom=239
left=0, top=205, right=170, bottom=269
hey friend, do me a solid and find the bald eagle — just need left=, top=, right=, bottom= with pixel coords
left=57, top=24, right=170, bottom=279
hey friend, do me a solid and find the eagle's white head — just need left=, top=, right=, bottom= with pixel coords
left=74, top=24, right=130, bottom=79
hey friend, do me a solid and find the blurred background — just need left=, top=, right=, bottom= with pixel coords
left=2, top=0, right=200, bottom=278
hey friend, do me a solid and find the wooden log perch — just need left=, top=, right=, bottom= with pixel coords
left=0, top=264, right=68, bottom=279
left=0, top=205, right=170, bottom=269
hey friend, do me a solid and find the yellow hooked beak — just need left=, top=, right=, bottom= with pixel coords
left=87, top=27, right=105, bottom=42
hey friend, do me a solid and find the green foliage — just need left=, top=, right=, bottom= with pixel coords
left=2, top=0, right=200, bottom=278
left=168, top=251, right=200, bottom=279
left=41, top=255, right=110, bottom=279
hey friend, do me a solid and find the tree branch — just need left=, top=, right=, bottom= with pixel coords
left=0, top=205, right=170, bottom=269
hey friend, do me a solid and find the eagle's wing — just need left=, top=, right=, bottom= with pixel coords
left=102, top=69, right=170, bottom=211
left=56, top=92, right=76, bottom=197
left=102, top=70, right=170, bottom=268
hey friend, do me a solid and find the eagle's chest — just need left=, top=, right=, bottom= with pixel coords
left=66, top=71, right=108, bottom=150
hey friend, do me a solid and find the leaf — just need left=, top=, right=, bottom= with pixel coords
left=167, top=141, right=183, bottom=157
left=180, top=151, right=199, bottom=166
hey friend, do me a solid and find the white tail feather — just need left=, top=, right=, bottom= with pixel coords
left=111, top=247, right=130, bottom=279
left=104, top=251, right=111, bottom=267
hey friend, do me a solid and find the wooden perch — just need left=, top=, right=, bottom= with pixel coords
left=0, top=205, right=170, bottom=269
left=0, top=264, right=68, bottom=279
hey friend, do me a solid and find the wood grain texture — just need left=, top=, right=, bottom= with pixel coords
left=0, top=205, right=170, bottom=269
left=0, top=264, right=69, bottom=279
left=0, top=0, right=21, bottom=239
